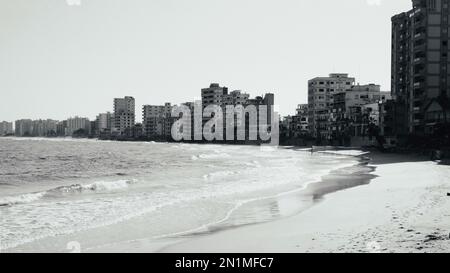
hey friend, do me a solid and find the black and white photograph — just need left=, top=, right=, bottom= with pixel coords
left=1, top=0, right=450, bottom=259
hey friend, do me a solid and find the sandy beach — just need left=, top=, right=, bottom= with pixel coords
left=162, top=152, right=450, bottom=253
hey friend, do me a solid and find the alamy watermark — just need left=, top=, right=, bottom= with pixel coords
left=171, top=102, right=279, bottom=146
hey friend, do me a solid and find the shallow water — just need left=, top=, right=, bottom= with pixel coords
left=0, top=137, right=359, bottom=251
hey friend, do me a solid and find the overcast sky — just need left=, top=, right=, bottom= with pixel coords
left=0, top=0, right=412, bottom=122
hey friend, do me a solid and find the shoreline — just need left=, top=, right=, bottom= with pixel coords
left=83, top=151, right=376, bottom=253
left=161, top=151, right=450, bottom=253
left=3, top=140, right=449, bottom=253
left=2, top=136, right=449, bottom=163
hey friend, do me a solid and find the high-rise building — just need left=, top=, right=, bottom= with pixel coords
left=142, top=103, right=173, bottom=139
left=222, top=90, right=250, bottom=106
left=198, top=83, right=276, bottom=142
left=29, top=119, right=58, bottom=137
left=95, top=112, right=113, bottom=136
left=113, top=96, right=135, bottom=135
left=308, top=73, right=355, bottom=139
left=201, top=83, right=229, bottom=106
left=56, top=120, right=67, bottom=136
left=392, top=0, right=450, bottom=136
left=0, top=121, right=13, bottom=135
left=15, top=119, right=33, bottom=136
left=66, top=116, right=90, bottom=136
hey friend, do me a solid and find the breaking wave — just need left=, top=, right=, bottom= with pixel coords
left=0, top=180, right=136, bottom=207
left=0, top=192, right=47, bottom=207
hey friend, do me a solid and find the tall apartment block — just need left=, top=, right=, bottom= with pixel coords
left=95, top=112, right=113, bottom=136
left=308, top=73, right=355, bottom=139
left=200, top=83, right=272, bottom=109
left=392, top=0, right=450, bottom=136
left=56, top=120, right=68, bottom=136
left=15, top=119, right=33, bottom=136
left=66, top=116, right=90, bottom=136
left=31, top=119, right=58, bottom=137
left=0, top=121, right=13, bottom=135
left=201, top=83, right=229, bottom=106
left=113, top=96, right=135, bottom=135
left=199, top=83, right=275, bottom=141
left=142, top=103, right=173, bottom=139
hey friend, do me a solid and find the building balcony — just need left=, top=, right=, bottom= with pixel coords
left=413, top=81, right=425, bottom=88
left=413, top=43, right=426, bottom=52
left=414, top=69, right=426, bottom=77
left=413, top=57, right=425, bottom=64
left=412, top=7, right=425, bottom=18
left=414, top=89, right=425, bottom=97
left=414, top=19, right=426, bottom=28
left=413, top=32, right=425, bottom=40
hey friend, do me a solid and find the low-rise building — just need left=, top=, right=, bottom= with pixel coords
left=331, top=85, right=391, bottom=130
left=329, top=84, right=392, bottom=146
left=292, top=104, right=309, bottom=136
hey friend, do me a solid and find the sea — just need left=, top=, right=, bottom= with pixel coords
left=0, top=137, right=362, bottom=252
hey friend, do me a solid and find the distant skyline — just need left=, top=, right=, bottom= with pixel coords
left=0, top=0, right=412, bottom=122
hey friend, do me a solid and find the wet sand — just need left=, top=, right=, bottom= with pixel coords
left=162, top=151, right=450, bottom=253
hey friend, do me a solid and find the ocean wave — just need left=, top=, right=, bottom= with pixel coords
left=198, top=153, right=231, bottom=159
left=83, top=180, right=135, bottom=191
left=0, top=192, right=47, bottom=207
left=0, top=180, right=136, bottom=207
left=244, top=160, right=261, bottom=168
left=203, top=171, right=238, bottom=180
left=3, top=137, right=99, bottom=143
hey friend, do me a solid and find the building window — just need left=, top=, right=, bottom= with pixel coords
left=428, top=0, right=437, bottom=11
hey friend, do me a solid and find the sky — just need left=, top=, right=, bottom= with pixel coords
left=0, top=0, right=413, bottom=122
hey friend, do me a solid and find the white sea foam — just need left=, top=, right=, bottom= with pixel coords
left=198, top=153, right=231, bottom=159
left=203, top=171, right=238, bottom=180
left=0, top=180, right=136, bottom=207
left=316, top=150, right=370, bottom=156
left=0, top=192, right=47, bottom=206
left=82, top=180, right=135, bottom=191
